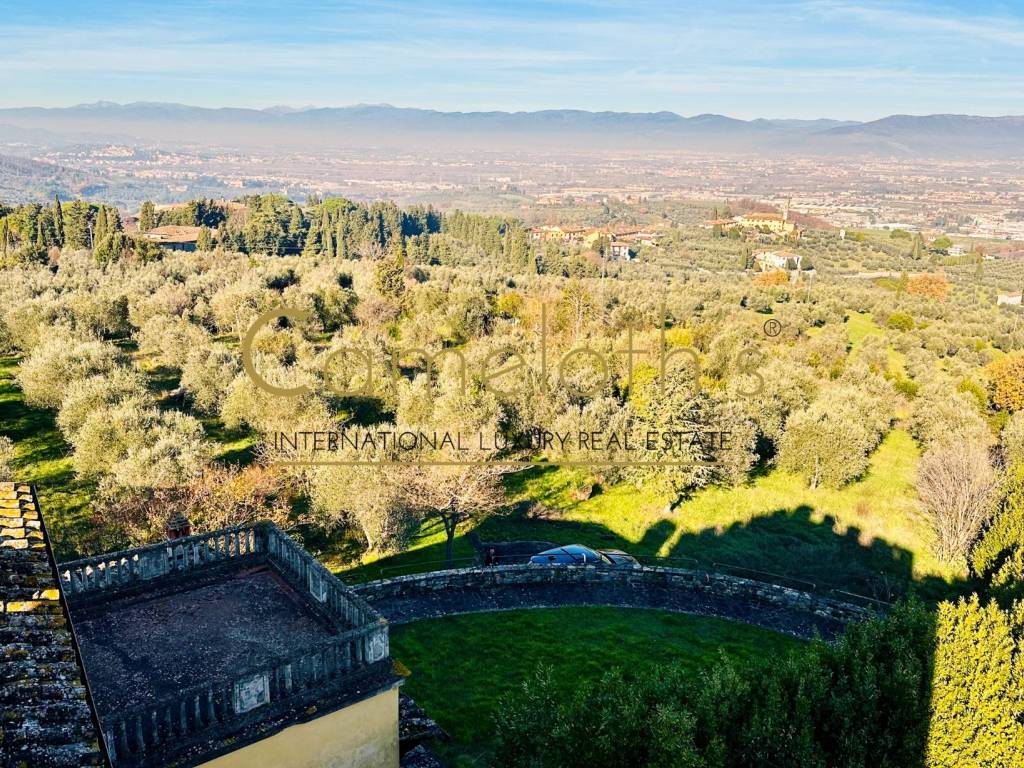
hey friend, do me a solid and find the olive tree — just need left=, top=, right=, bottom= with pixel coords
left=17, top=335, right=121, bottom=408
left=778, top=381, right=891, bottom=489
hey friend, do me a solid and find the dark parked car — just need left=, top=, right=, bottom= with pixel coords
left=528, top=544, right=638, bottom=566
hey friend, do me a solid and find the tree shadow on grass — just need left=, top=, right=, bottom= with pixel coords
left=665, top=504, right=971, bottom=603
left=339, top=490, right=972, bottom=606
left=385, top=506, right=957, bottom=767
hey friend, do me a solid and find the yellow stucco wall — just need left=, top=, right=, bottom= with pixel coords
left=198, top=686, right=400, bottom=768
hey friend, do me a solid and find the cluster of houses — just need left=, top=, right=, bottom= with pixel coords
left=703, top=210, right=800, bottom=240
left=526, top=224, right=661, bottom=260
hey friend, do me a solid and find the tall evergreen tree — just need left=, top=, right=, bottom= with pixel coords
left=337, top=223, right=349, bottom=258
left=911, top=232, right=925, bottom=260
left=63, top=201, right=91, bottom=250
left=94, top=206, right=108, bottom=244
left=375, top=252, right=406, bottom=300
left=107, top=206, right=122, bottom=233
left=52, top=194, right=64, bottom=246
left=897, top=270, right=909, bottom=296
left=928, top=595, right=1024, bottom=767
left=139, top=201, right=155, bottom=232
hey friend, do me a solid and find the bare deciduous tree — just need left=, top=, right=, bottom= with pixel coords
left=402, top=460, right=509, bottom=567
left=916, top=443, right=997, bottom=562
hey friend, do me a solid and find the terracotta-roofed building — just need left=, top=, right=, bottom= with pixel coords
left=527, top=225, right=588, bottom=244
left=704, top=206, right=800, bottom=239
left=138, top=226, right=204, bottom=251
left=581, top=226, right=644, bottom=247
left=754, top=250, right=804, bottom=272
left=607, top=240, right=634, bottom=261
left=0, top=482, right=105, bottom=768
left=735, top=211, right=798, bottom=237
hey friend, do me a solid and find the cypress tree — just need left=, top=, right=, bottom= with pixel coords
left=928, top=596, right=1024, bottom=766
left=391, top=234, right=406, bottom=265
left=337, top=223, right=349, bottom=259
left=375, top=252, right=406, bottom=300
left=287, top=206, right=304, bottom=248
left=107, top=207, right=122, bottom=232
left=139, top=201, right=155, bottom=232
left=94, top=206, right=108, bottom=244
left=53, top=194, right=64, bottom=246
left=911, top=233, right=925, bottom=260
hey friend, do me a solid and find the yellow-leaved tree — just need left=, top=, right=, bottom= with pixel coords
left=987, top=352, right=1024, bottom=413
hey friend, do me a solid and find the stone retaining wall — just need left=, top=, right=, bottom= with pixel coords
left=352, top=564, right=875, bottom=640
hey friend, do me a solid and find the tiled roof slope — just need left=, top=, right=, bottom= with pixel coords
left=0, top=483, right=104, bottom=768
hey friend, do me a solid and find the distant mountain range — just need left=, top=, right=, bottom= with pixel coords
left=0, top=102, right=1023, bottom=157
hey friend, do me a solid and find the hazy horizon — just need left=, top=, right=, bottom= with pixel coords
left=5, top=100, right=1024, bottom=122
left=5, top=1, right=1024, bottom=120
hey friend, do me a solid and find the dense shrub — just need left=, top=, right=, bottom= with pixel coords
left=495, top=601, right=934, bottom=768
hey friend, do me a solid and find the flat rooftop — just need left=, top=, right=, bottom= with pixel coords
left=73, top=564, right=338, bottom=716
left=59, top=523, right=396, bottom=767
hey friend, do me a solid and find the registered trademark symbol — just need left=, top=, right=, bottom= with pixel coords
left=763, top=319, right=782, bottom=337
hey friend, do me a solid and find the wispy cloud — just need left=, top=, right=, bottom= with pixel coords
left=813, top=1, right=1024, bottom=47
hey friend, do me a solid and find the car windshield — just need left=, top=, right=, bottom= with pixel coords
left=534, top=546, right=617, bottom=564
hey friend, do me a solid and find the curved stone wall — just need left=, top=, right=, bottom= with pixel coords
left=352, top=564, right=876, bottom=640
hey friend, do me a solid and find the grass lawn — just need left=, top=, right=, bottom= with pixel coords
left=391, top=607, right=801, bottom=767
left=845, top=310, right=883, bottom=347
left=0, top=355, right=96, bottom=560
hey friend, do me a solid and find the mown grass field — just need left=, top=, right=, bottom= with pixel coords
left=390, top=607, right=802, bottom=766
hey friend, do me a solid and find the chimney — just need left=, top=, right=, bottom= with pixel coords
left=165, top=512, right=192, bottom=540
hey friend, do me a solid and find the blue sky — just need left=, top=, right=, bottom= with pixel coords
left=3, top=0, right=1024, bottom=119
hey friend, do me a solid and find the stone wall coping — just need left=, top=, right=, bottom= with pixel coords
left=352, top=563, right=875, bottom=625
